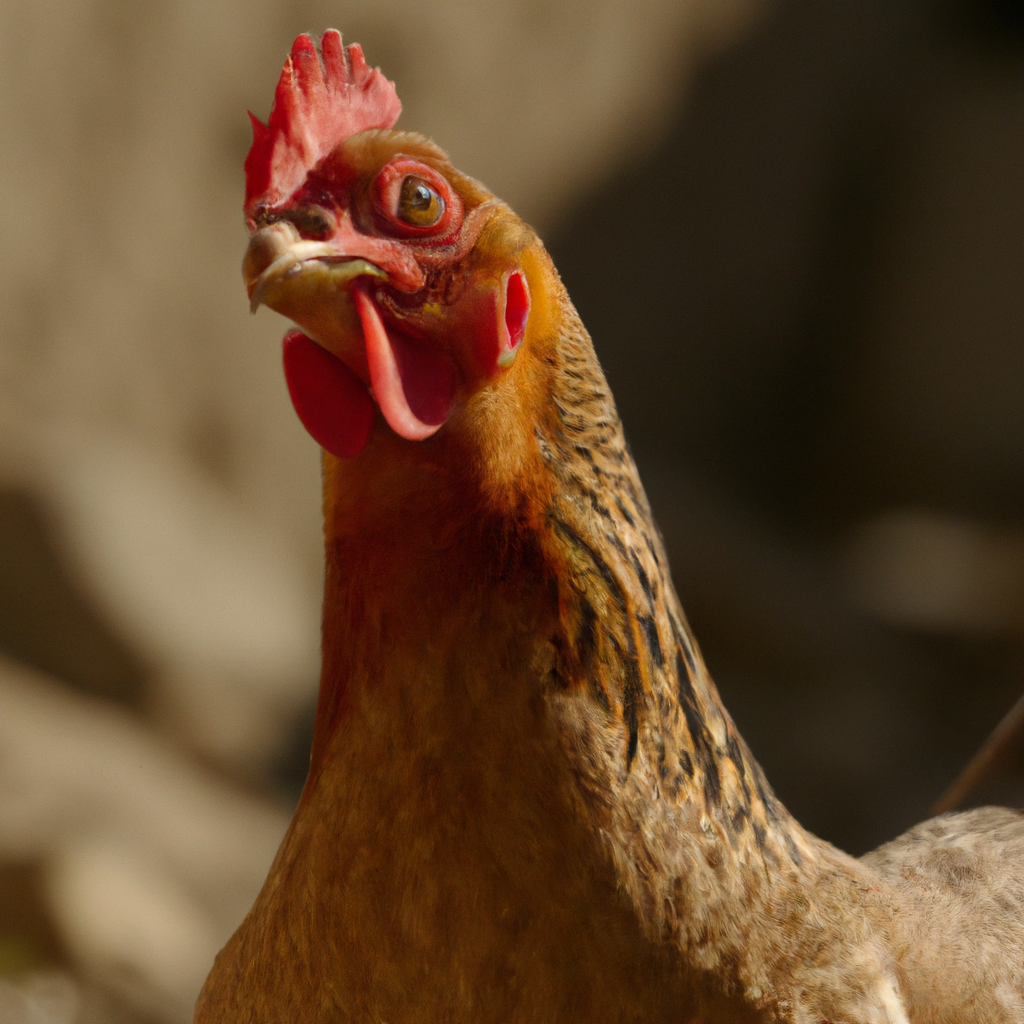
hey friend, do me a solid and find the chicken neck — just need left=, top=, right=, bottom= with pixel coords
left=196, top=293, right=904, bottom=1024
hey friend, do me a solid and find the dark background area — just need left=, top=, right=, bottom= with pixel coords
left=550, top=0, right=1024, bottom=853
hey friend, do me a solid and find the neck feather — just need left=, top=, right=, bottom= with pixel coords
left=312, top=287, right=860, bottom=1008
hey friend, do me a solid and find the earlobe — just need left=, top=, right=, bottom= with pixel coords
left=468, top=268, right=532, bottom=380
left=500, top=271, right=530, bottom=367
left=496, top=270, right=530, bottom=369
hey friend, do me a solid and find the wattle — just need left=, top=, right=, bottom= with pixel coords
left=281, top=288, right=457, bottom=458
left=354, top=284, right=456, bottom=442
left=282, top=330, right=375, bottom=459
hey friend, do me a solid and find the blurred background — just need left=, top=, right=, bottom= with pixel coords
left=2, top=0, right=1024, bottom=1019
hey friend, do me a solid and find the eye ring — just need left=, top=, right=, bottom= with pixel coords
left=372, top=158, right=460, bottom=241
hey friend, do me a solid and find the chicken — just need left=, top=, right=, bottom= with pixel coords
left=194, top=32, right=1024, bottom=1024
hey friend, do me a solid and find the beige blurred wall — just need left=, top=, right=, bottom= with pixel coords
left=0, top=0, right=760, bottom=560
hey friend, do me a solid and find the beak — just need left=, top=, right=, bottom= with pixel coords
left=243, top=219, right=457, bottom=447
left=243, top=220, right=387, bottom=378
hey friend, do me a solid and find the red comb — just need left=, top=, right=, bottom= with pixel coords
left=244, top=31, right=401, bottom=217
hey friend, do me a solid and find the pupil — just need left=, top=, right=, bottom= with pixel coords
left=410, top=182, right=432, bottom=208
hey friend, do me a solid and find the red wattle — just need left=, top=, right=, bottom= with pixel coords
left=282, top=329, right=374, bottom=458
left=353, top=283, right=455, bottom=442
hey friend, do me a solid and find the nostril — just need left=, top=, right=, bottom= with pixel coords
left=281, top=203, right=336, bottom=239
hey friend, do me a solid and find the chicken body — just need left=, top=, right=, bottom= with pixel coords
left=195, top=33, right=1024, bottom=1024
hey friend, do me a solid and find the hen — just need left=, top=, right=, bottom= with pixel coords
left=195, top=32, right=1024, bottom=1024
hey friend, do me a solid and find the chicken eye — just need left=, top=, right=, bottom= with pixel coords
left=397, top=176, right=444, bottom=227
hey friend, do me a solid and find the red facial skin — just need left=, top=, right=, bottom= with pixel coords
left=247, top=130, right=531, bottom=455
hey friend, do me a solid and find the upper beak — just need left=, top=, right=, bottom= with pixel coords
left=243, top=220, right=386, bottom=374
